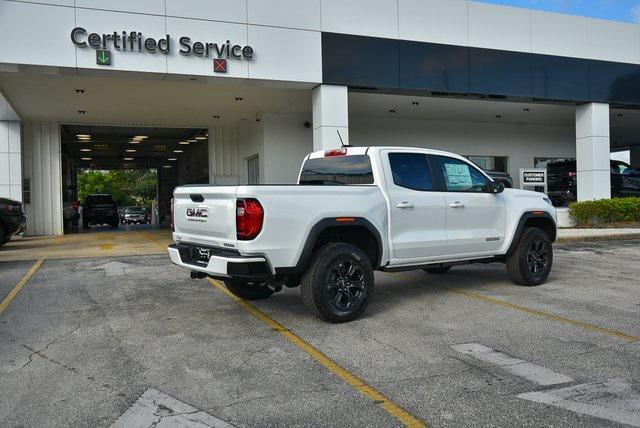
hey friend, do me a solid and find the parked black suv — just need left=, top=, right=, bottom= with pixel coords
left=547, top=159, right=640, bottom=206
left=82, top=194, right=120, bottom=228
left=0, top=197, right=26, bottom=246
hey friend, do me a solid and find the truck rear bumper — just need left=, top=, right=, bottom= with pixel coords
left=168, top=243, right=273, bottom=282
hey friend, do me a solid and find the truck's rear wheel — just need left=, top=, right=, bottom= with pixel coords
left=301, top=242, right=374, bottom=323
left=223, top=279, right=274, bottom=300
left=506, top=227, right=553, bottom=286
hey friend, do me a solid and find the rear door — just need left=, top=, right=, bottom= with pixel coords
left=173, top=186, right=238, bottom=248
left=430, top=155, right=506, bottom=255
left=381, top=150, right=447, bottom=260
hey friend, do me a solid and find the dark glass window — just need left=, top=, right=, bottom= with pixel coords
left=85, top=195, right=115, bottom=205
left=388, top=153, right=433, bottom=191
left=434, top=156, right=490, bottom=192
left=299, top=155, right=374, bottom=185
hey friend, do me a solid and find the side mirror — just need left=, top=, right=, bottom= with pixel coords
left=488, top=181, right=505, bottom=194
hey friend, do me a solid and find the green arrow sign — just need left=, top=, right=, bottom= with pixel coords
left=96, top=50, right=111, bottom=65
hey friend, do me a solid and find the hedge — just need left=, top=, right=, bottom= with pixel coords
left=568, top=197, right=640, bottom=226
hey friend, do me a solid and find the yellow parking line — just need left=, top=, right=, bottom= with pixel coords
left=138, top=231, right=168, bottom=251
left=430, top=284, right=640, bottom=342
left=0, top=259, right=44, bottom=316
left=206, top=277, right=426, bottom=428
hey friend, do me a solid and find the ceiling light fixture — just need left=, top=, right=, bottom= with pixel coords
left=80, top=148, right=91, bottom=152
left=134, top=135, right=148, bottom=139
left=129, top=140, right=140, bottom=144
left=179, top=141, right=189, bottom=145
left=76, top=134, right=91, bottom=138
left=126, top=149, right=136, bottom=152
left=195, top=136, right=207, bottom=140
left=81, top=157, right=92, bottom=161
left=173, top=149, right=183, bottom=153
left=168, top=158, right=178, bottom=161
left=124, top=157, right=134, bottom=161
left=187, top=139, right=197, bottom=142
left=162, top=165, right=172, bottom=168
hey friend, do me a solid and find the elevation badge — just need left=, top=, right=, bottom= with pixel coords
left=213, top=58, right=227, bottom=73
left=96, top=50, right=111, bottom=65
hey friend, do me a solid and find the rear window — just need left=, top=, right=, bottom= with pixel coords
left=547, top=161, right=576, bottom=174
left=299, top=155, right=374, bottom=185
left=86, top=195, right=115, bottom=205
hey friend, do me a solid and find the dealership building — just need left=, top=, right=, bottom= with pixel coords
left=1, top=0, right=640, bottom=235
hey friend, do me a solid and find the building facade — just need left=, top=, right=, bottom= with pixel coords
left=1, top=0, right=640, bottom=235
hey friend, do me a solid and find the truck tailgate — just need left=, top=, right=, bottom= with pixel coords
left=173, top=186, right=238, bottom=248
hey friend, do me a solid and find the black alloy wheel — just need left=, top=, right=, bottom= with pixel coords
left=526, top=237, right=549, bottom=276
left=326, top=259, right=367, bottom=312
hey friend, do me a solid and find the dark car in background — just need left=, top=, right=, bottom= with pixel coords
left=547, top=159, right=640, bottom=206
left=82, top=194, right=120, bottom=228
left=0, top=197, right=26, bottom=246
left=486, top=170, right=513, bottom=188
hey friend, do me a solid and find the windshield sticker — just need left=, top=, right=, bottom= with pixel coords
left=445, top=164, right=472, bottom=187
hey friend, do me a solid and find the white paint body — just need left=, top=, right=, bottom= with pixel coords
left=170, top=147, right=556, bottom=276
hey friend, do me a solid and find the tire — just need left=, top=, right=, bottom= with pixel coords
left=301, top=242, right=374, bottom=323
left=0, top=224, right=8, bottom=247
left=223, top=279, right=274, bottom=300
left=422, top=266, right=451, bottom=274
left=506, top=227, right=553, bottom=286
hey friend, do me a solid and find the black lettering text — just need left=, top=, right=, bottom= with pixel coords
left=70, top=27, right=87, bottom=47
left=179, top=36, right=191, bottom=54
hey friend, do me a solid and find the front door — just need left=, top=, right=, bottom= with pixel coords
left=430, top=155, right=506, bottom=255
left=382, top=150, right=447, bottom=261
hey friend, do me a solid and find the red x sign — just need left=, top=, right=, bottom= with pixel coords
left=213, top=58, right=227, bottom=73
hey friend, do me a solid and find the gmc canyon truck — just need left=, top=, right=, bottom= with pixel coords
left=168, top=147, right=556, bottom=323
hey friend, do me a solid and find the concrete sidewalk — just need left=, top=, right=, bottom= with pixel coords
left=557, top=227, right=640, bottom=242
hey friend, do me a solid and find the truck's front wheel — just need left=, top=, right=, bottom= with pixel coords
left=506, top=227, right=553, bottom=286
left=301, top=242, right=374, bottom=323
left=223, top=279, right=274, bottom=300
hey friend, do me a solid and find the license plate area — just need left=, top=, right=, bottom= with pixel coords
left=191, top=246, right=212, bottom=265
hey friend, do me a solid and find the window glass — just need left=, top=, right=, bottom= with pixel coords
left=300, top=155, right=374, bottom=185
left=465, top=155, right=508, bottom=173
left=611, top=161, right=636, bottom=175
left=388, top=153, right=433, bottom=191
left=434, top=156, right=489, bottom=192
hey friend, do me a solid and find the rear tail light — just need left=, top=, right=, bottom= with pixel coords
left=236, top=198, right=263, bottom=240
left=170, top=198, right=175, bottom=231
left=568, top=172, right=577, bottom=177
left=71, top=201, right=79, bottom=211
left=325, top=148, right=347, bottom=157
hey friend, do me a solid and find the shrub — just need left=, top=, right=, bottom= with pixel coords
left=568, top=197, right=640, bottom=226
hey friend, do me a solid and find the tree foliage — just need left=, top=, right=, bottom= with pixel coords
left=78, top=169, right=157, bottom=208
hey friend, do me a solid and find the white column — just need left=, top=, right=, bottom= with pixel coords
left=0, top=121, right=22, bottom=202
left=312, top=85, right=349, bottom=151
left=576, top=103, right=611, bottom=201
left=23, top=121, right=63, bottom=236
left=208, top=127, right=239, bottom=185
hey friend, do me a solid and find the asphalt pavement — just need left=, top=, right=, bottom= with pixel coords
left=1, top=239, right=639, bottom=427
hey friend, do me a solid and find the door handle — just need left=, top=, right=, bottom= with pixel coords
left=396, top=201, right=414, bottom=209
left=448, top=201, right=465, bottom=208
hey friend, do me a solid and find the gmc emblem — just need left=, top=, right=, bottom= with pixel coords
left=186, top=207, right=208, bottom=219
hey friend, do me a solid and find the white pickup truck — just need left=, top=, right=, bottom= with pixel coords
left=169, top=146, right=556, bottom=323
